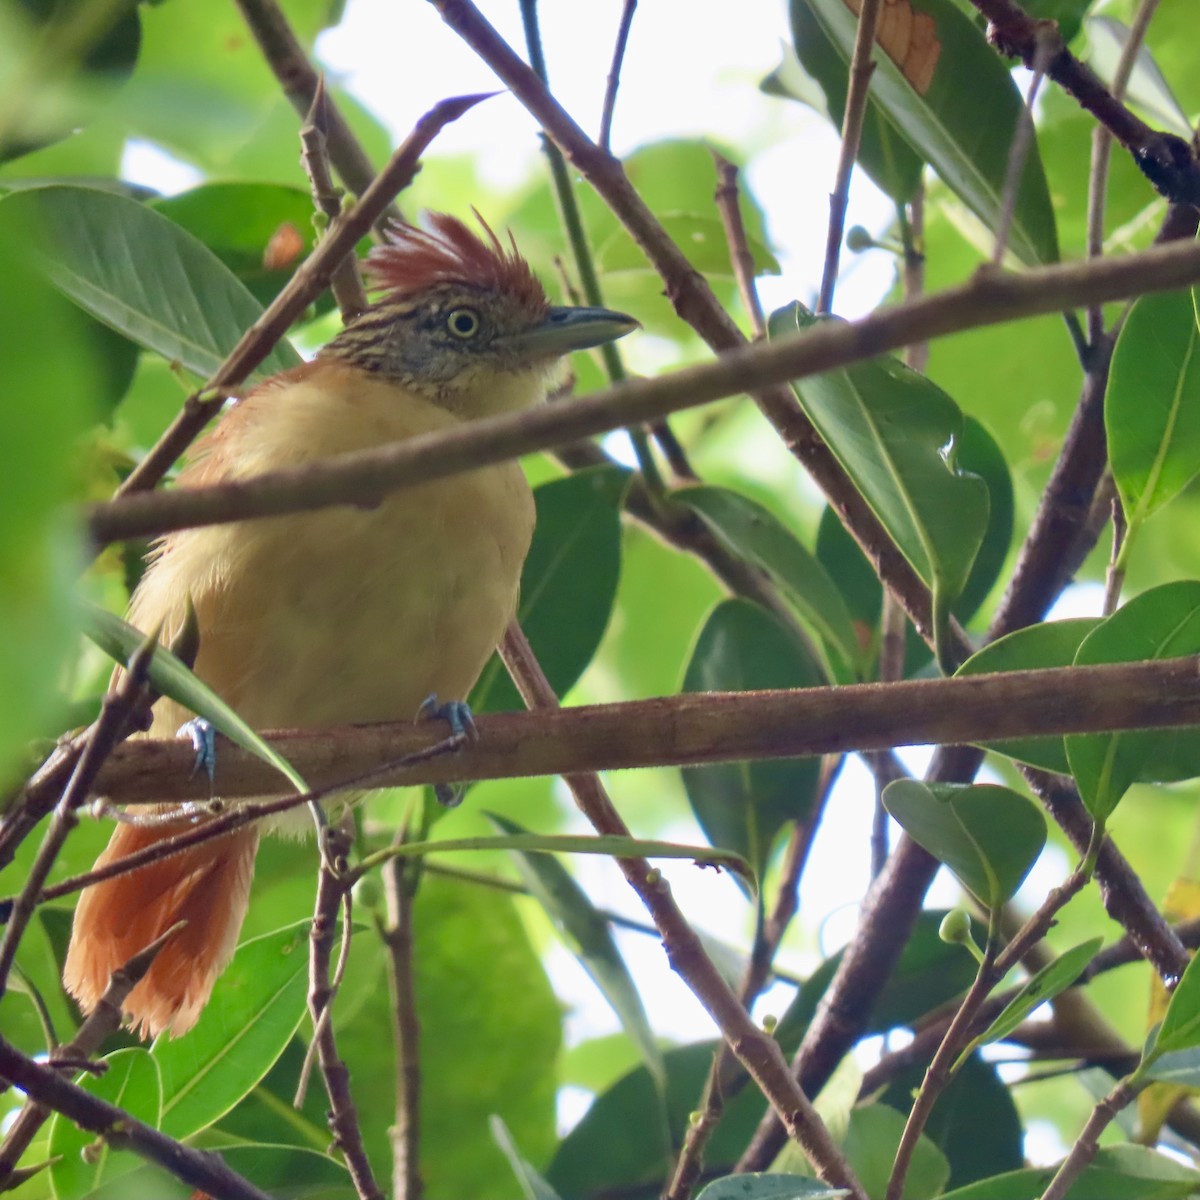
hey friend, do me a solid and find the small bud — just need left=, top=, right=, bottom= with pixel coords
left=845, top=225, right=875, bottom=252
left=939, top=908, right=973, bottom=945
left=352, top=874, right=382, bottom=910
left=761, top=1013, right=778, bottom=1034
left=645, top=868, right=661, bottom=887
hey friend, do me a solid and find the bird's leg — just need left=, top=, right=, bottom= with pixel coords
left=179, top=717, right=218, bottom=785
left=415, top=694, right=479, bottom=807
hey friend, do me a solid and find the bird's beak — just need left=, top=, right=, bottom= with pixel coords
left=502, top=305, right=639, bottom=358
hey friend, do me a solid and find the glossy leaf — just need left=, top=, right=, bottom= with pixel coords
left=1145, top=1046, right=1200, bottom=1089
left=696, top=1176, right=847, bottom=1199
left=955, top=618, right=1101, bottom=772
left=815, top=415, right=1012, bottom=677
left=773, top=302, right=989, bottom=668
left=83, top=603, right=308, bottom=794
left=48, top=1048, right=162, bottom=1200
left=487, top=812, right=666, bottom=1100
left=0, top=184, right=301, bottom=379
left=1065, top=581, right=1200, bottom=821
left=1086, top=17, right=1191, bottom=137
left=843, top=1103, right=950, bottom=1200
left=675, top=484, right=861, bottom=679
left=682, top=599, right=824, bottom=884
left=882, top=781, right=1046, bottom=911
left=791, top=0, right=1058, bottom=264
left=1150, top=935, right=1200, bottom=1057
left=152, top=920, right=310, bottom=1139
left=957, top=939, right=1101, bottom=1067
left=939, top=1145, right=1200, bottom=1200
left=765, top=33, right=922, bottom=204
left=1107, top=289, right=1200, bottom=536
left=472, top=466, right=629, bottom=712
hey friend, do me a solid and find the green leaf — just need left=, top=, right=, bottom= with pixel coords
left=882, top=781, right=1046, bottom=911
left=842, top=1103, right=950, bottom=1200
left=0, top=184, right=301, bottom=379
left=681, top=599, right=824, bottom=884
left=955, top=618, right=1102, bottom=772
left=596, top=213, right=779, bottom=277
left=548, top=1040, right=779, bottom=1196
left=151, top=182, right=329, bottom=311
left=771, top=303, right=989, bottom=669
left=1150, top=937, right=1200, bottom=1057
left=768, top=26, right=922, bottom=204
left=675, top=485, right=861, bottom=680
left=880, top=1053, right=1023, bottom=1189
left=1144, top=1045, right=1200, bottom=1088
left=939, top=1145, right=1200, bottom=1200
left=1065, top=581, right=1200, bottom=821
left=82, top=602, right=308, bottom=794
left=492, top=1116, right=566, bottom=1200
left=341, top=875, right=561, bottom=1197
left=696, top=1176, right=848, bottom=1199
left=1, top=0, right=141, bottom=164
left=472, top=466, right=629, bottom=712
left=791, top=0, right=1059, bottom=264
left=487, top=812, right=667, bottom=1102
left=956, top=939, right=1102, bottom=1068
left=48, top=1048, right=162, bottom=1200
left=0, top=205, right=95, bottom=786
left=1108, top=289, right=1200, bottom=542
left=152, top=920, right=310, bottom=1140
left=1086, top=17, right=1191, bottom=137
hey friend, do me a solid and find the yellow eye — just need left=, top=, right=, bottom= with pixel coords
left=446, top=307, right=481, bottom=339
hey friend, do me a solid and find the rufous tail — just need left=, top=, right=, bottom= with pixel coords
left=63, top=820, right=259, bottom=1039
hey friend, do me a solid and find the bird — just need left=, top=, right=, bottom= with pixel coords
left=62, top=212, right=637, bottom=1039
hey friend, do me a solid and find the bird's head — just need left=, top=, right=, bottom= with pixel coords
left=321, top=212, right=637, bottom=416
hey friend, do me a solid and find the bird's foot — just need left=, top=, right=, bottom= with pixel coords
left=178, top=717, right=217, bottom=785
left=416, top=694, right=477, bottom=808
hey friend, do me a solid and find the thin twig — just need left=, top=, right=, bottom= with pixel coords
left=816, top=0, right=883, bottom=314
left=114, top=91, right=490, bottom=500
left=991, top=30, right=1053, bottom=266
left=598, top=0, right=637, bottom=151
left=498, top=623, right=867, bottom=1199
left=382, top=852, right=423, bottom=1200
left=300, top=76, right=369, bottom=320
left=711, top=151, right=767, bottom=338
left=306, top=825, right=383, bottom=1200
left=233, top=0, right=397, bottom=224
left=1103, top=493, right=1127, bottom=614
left=515, top=0, right=663, bottom=492
left=1038, top=1076, right=1143, bottom=1200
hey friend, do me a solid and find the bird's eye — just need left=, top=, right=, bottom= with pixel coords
left=446, top=307, right=482, bottom=339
